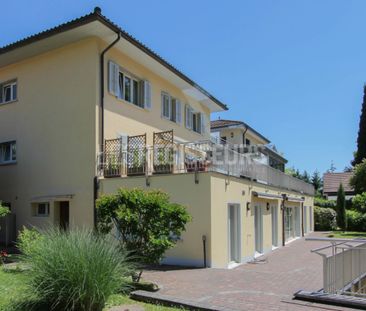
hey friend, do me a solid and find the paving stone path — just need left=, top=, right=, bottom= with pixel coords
left=142, top=233, right=359, bottom=311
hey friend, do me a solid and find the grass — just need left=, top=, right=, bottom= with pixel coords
left=0, top=267, right=179, bottom=311
left=326, top=231, right=366, bottom=239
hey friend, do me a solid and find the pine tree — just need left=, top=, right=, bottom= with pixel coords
left=311, top=170, right=322, bottom=192
left=336, top=183, right=347, bottom=231
left=353, top=84, right=366, bottom=165
left=302, top=171, right=310, bottom=183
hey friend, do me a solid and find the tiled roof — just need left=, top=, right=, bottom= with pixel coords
left=0, top=7, right=227, bottom=111
left=323, top=172, right=354, bottom=193
left=210, top=119, right=270, bottom=143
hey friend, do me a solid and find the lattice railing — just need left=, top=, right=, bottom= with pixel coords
left=127, top=134, right=146, bottom=176
left=153, top=130, right=174, bottom=174
left=103, top=138, right=122, bottom=177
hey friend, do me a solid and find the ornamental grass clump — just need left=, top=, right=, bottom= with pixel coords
left=18, top=228, right=135, bottom=311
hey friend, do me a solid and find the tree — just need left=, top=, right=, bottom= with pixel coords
left=96, top=188, right=191, bottom=280
left=328, top=160, right=336, bottom=173
left=311, top=170, right=322, bottom=192
left=302, top=171, right=310, bottom=183
left=353, top=84, right=366, bottom=166
left=336, top=183, right=347, bottom=231
left=350, top=159, right=366, bottom=194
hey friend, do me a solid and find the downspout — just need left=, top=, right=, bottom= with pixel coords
left=301, top=202, right=304, bottom=237
left=94, top=31, right=121, bottom=229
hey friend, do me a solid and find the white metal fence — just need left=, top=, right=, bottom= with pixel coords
left=308, top=237, right=366, bottom=296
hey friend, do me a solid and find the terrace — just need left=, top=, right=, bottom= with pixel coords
left=97, top=130, right=314, bottom=196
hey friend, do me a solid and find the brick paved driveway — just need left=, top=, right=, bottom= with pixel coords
left=142, top=233, right=358, bottom=311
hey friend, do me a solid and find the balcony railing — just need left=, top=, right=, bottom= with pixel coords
left=97, top=139, right=314, bottom=195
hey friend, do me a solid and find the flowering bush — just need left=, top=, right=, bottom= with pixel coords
left=0, top=250, right=8, bottom=265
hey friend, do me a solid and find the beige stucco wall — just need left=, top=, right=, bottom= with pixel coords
left=100, top=172, right=314, bottom=269
left=0, top=38, right=99, bottom=231
left=217, top=127, right=267, bottom=146
left=99, top=173, right=212, bottom=267
left=100, top=39, right=211, bottom=146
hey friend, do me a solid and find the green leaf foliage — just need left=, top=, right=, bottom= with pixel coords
left=314, top=206, right=337, bottom=231
left=352, top=192, right=366, bottom=213
left=350, top=159, right=366, bottom=194
left=346, top=210, right=366, bottom=232
left=96, top=188, right=192, bottom=265
left=314, top=197, right=336, bottom=209
left=0, top=201, right=10, bottom=218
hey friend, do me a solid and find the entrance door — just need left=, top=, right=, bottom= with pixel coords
left=285, top=207, right=294, bottom=242
left=271, top=205, right=278, bottom=247
left=254, top=205, right=263, bottom=254
left=294, top=206, right=301, bottom=237
left=59, top=201, right=69, bottom=230
left=228, top=204, right=241, bottom=263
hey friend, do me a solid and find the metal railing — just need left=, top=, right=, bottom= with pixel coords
left=307, top=237, right=366, bottom=296
left=97, top=140, right=314, bottom=195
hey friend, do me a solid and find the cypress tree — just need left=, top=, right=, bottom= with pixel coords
left=353, top=84, right=366, bottom=165
left=336, top=183, right=347, bottom=231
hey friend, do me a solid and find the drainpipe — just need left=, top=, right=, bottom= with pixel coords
left=281, top=194, right=287, bottom=247
left=100, top=32, right=121, bottom=152
left=94, top=29, right=121, bottom=229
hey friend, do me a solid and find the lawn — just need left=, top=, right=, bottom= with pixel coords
left=0, top=267, right=179, bottom=311
left=326, top=231, right=366, bottom=239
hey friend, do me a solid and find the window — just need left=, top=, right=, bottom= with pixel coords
left=161, top=92, right=181, bottom=123
left=245, top=138, right=251, bottom=146
left=185, top=104, right=206, bottom=134
left=0, top=141, right=16, bottom=164
left=221, top=136, right=227, bottom=144
left=109, top=61, right=151, bottom=109
left=0, top=81, right=17, bottom=104
left=35, top=203, right=50, bottom=217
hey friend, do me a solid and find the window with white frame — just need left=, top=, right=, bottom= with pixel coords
left=34, top=202, right=50, bottom=217
left=185, top=104, right=206, bottom=134
left=0, top=81, right=17, bottom=104
left=109, top=61, right=151, bottom=109
left=0, top=141, right=16, bottom=164
left=161, top=92, right=181, bottom=124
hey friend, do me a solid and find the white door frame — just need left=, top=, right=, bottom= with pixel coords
left=254, top=204, right=263, bottom=254
left=228, top=203, right=242, bottom=265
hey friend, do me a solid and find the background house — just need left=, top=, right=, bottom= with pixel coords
left=323, top=172, right=355, bottom=200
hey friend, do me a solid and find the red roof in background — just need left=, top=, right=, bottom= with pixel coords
left=323, top=172, right=354, bottom=193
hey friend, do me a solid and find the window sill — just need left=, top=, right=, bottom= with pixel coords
left=113, top=94, right=148, bottom=111
left=161, top=116, right=181, bottom=126
left=0, top=99, right=18, bottom=106
left=33, top=215, right=49, bottom=218
left=0, top=161, right=17, bottom=166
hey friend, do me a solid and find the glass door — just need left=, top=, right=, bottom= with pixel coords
left=285, top=207, right=294, bottom=242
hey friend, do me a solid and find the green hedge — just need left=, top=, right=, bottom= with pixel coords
left=314, top=197, right=336, bottom=208
left=346, top=210, right=366, bottom=231
left=314, top=206, right=337, bottom=231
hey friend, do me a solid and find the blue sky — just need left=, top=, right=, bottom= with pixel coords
left=1, top=1, right=364, bottom=176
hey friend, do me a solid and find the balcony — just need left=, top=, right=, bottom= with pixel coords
left=98, top=132, right=314, bottom=195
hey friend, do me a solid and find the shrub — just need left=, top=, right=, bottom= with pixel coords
left=346, top=210, right=366, bottom=232
left=17, top=227, right=43, bottom=255
left=352, top=192, right=366, bottom=213
left=350, top=159, right=366, bottom=194
left=314, top=206, right=337, bottom=231
left=18, top=228, right=134, bottom=311
left=97, top=188, right=192, bottom=268
left=314, top=197, right=336, bottom=209
left=0, top=201, right=10, bottom=218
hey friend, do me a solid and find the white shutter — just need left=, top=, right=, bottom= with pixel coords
left=108, top=61, right=119, bottom=96
left=143, top=80, right=151, bottom=109
left=200, top=113, right=206, bottom=134
left=176, top=100, right=182, bottom=124
left=185, top=105, right=190, bottom=128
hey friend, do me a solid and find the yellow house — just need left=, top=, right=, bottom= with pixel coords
left=0, top=8, right=314, bottom=268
